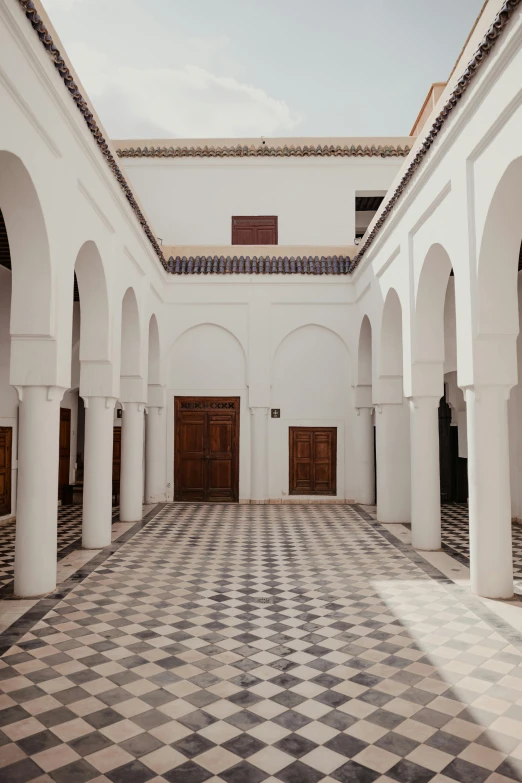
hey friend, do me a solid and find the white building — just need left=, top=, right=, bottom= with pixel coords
left=0, top=0, right=521, bottom=603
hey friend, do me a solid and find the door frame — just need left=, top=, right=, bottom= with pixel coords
left=0, top=426, right=12, bottom=517
left=174, top=396, right=240, bottom=502
left=289, top=426, right=337, bottom=496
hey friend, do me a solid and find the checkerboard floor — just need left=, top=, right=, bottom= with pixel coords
left=1, top=503, right=522, bottom=783
left=0, top=505, right=119, bottom=591
left=441, top=504, right=522, bottom=583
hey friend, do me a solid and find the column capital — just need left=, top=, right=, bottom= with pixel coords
left=14, top=385, right=67, bottom=403
left=82, top=395, right=118, bottom=410
left=250, top=406, right=269, bottom=416
left=461, top=384, right=512, bottom=402
left=407, top=395, right=441, bottom=410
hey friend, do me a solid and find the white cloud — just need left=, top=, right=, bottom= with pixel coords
left=67, top=42, right=302, bottom=139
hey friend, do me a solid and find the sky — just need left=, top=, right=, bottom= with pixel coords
left=42, top=0, right=486, bottom=140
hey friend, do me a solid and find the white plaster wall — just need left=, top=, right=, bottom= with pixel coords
left=270, top=324, right=354, bottom=501
left=0, top=267, right=18, bottom=516
left=122, top=158, right=403, bottom=247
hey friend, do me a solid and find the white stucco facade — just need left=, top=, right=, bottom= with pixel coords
left=0, top=0, right=522, bottom=601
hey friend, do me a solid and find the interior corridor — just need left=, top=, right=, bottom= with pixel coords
left=1, top=504, right=522, bottom=783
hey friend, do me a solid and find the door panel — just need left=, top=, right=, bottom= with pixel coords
left=232, top=216, right=278, bottom=245
left=58, top=408, right=71, bottom=502
left=290, top=427, right=336, bottom=495
left=175, top=398, right=239, bottom=502
left=0, top=427, right=12, bottom=516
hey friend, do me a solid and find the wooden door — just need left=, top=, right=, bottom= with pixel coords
left=175, top=397, right=239, bottom=502
left=438, top=395, right=452, bottom=503
left=58, top=408, right=71, bottom=502
left=112, top=427, right=121, bottom=505
left=232, top=216, right=278, bottom=245
left=0, top=427, right=12, bottom=516
left=289, top=427, right=336, bottom=495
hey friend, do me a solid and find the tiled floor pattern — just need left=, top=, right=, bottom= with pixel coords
left=0, top=505, right=119, bottom=591
left=1, top=504, right=522, bottom=782
left=440, top=505, right=522, bottom=583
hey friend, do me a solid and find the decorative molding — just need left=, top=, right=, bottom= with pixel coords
left=167, top=255, right=351, bottom=275
left=0, top=62, right=61, bottom=159
left=17, top=0, right=168, bottom=270
left=124, top=246, right=145, bottom=277
left=350, top=0, right=521, bottom=272
left=78, top=179, right=115, bottom=234
left=116, top=143, right=412, bottom=160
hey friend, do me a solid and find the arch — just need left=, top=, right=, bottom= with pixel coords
left=272, top=324, right=351, bottom=417
left=0, top=151, right=52, bottom=336
left=357, top=315, right=373, bottom=386
left=379, top=288, right=403, bottom=378
left=273, top=322, right=350, bottom=363
left=120, top=287, right=141, bottom=378
left=169, top=323, right=247, bottom=390
left=75, top=241, right=110, bottom=362
left=148, top=314, right=161, bottom=386
left=413, top=243, right=453, bottom=364
left=477, top=156, right=522, bottom=337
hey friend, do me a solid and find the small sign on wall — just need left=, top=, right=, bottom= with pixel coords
left=271, top=409, right=281, bottom=418
left=117, top=408, right=123, bottom=419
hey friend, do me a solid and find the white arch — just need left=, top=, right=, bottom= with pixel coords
left=413, top=242, right=453, bottom=365
left=75, top=240, right=111, bottom=363
left=273, top=322, right=350, bottom=361
left=357, top=315, right=373, bottom=387
left=379, top=288, right=403, bottom=379
left=0, top=151, right=52, bottom=337
left=148, top=314, right=161, bottom=386
left=168, top=322, right=248, bottom=364
left=121, top=287, right=142, bottom=378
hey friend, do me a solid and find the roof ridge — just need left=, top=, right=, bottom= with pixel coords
left=116, top=143, right=412, bottom=159
left=17, top=0, right=167, bottom=270
left=350, top=0, right=521, bottom=272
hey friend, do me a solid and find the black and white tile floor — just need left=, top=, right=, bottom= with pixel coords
left=1, top=503, right=522, bottom=782
left=0, top=505, right=119, bottom=591
left=440, top=505, right=522, bottom=583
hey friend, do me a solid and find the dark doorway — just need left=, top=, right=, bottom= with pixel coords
left=112, top=426, right=121, bottom=505
left=0, top=426, right=12, bottom=516
left=175, top=397, right=240, bottom=502
left=58, top=408, right=71, bottom=503
left=438, top=389, right=468, bottom=503
left=289, top=427, right=337, bottom=496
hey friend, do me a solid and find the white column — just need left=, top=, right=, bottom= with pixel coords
left=466, top=386, right=513, bottom=598
left=250, top=407, right=269, bottom=503
left=120, top=402, right=145, bottom=522
left=145, top=406, right=167, bottom=503
left=376, top=402, right=410, bottom=523
left=82, top=396, right=116, bottom=549
left=354, top=407, right=375, bottom=504
left=14, top=386, right=64, bottom=597
left=409, top=396, right=441, bottom=550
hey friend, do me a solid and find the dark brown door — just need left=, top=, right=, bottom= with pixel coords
left=58, top=408, right=71, bottom=502
left=289, top=427, right=337, bottom=495
left=112, top=427, right=121, bottom=503
left=175, top=397, right=239, bottom=502
left=232, top=216, right=278, bottom=245
left=0, top=427, right=12, bottom=516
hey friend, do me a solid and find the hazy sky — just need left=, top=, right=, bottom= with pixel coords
left=43, top=0, right=485, bottom=140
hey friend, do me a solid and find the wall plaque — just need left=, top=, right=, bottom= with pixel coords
left=271, top=409, right=281, bottom=418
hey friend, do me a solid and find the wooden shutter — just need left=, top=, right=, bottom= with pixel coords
left=232, top=216, right=278, bottom=245
left=0, top=427, right=12, bottom=516
left=289, top=427, right=337, bottom=495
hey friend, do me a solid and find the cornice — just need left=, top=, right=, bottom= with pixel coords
left=116, top=144, right=412, bottom=160
left=17, top=0, right=168, bottom=271
left=167, top=255, right=351, bottom=275
left=350, top=0, right=521, bottom=272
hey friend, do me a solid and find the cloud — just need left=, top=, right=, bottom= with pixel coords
left=67, top=41, right=303, bottom=139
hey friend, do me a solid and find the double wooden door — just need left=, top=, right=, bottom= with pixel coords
left=0, top=427, right=12, bottom=516
left=175, top=397, right=239, bottom=502
left=289, top=427, right=337, bottom=495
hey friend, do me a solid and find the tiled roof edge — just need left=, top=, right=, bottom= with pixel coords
left=349, top=0, right=521, bottom=273
left=167, top=255, right=352, bottom=275
left=116, top=144, right=412, bottom=159
left=17, top=1, right=168, bottom=271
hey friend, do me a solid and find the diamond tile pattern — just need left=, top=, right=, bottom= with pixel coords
left=1, top=503, right=522, bottom=782
left=440, top=504, right=522, bottom=584
left=0, top=504, right=119, bottom=590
